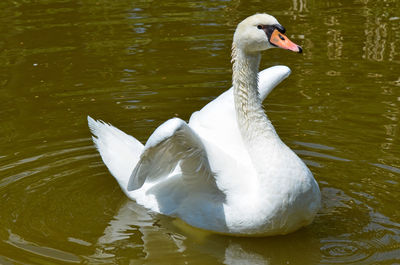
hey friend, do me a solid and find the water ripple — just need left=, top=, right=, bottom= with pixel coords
left=371, top=163, right=400, bottom=174
left=6, top=230, right=81, bottom=264
left=320, top=239, right=373, bottom=264
left=295, top=150, right=351, bottom=162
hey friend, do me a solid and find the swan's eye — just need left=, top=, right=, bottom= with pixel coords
left=257, top=25, right=263, bottom=29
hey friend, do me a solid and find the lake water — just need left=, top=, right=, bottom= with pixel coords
left=0, top=0, right=399, bottom=264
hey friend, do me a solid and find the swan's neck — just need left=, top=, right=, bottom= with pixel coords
left=231, top=45, right=278, bottom=146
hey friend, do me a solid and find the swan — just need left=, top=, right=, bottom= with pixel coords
left=88, top=13, right=321, bottom=236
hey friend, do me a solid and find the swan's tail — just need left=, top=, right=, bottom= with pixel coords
left=88, top=116, right=144, bottom=195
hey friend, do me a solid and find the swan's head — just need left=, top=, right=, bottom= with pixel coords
left=233, top=13, right=302, bottom=53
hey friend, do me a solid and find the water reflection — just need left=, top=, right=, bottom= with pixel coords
left=91, top=200, right=323, bottom=264
left=361, top=2, right=400, bottom=63
left=283, top=0, right=400, bottom=63
left=91, top=185, right=400, bottom=264
left=291, top=0, right=309, bottom=13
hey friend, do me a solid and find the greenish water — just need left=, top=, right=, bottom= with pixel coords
left=0, top=0, right=399, bottom=264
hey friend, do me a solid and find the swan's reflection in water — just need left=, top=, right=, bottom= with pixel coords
left=90, top=200, right=322, bottom=264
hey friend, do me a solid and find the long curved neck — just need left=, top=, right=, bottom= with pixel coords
left=231, top=44, right=278, bottom=146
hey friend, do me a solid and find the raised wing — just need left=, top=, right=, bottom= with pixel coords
left=127, top=118, right=216, bottom=191
left=188, top=66, right=291, bottom=162
left=88, top=116, right=144, bottom=197
left=258, top=65, right=291, bottom=100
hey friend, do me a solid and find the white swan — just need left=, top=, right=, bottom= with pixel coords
left=88, top=13, right=321, bottom=236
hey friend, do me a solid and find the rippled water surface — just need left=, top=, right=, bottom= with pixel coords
left=1, top=0, right=399, bottom=264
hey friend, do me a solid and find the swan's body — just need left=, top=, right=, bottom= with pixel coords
left=88, top=14, right=321, bottom=236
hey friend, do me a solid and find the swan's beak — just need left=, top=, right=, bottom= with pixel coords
left=269, top=29, right=302, bottom=53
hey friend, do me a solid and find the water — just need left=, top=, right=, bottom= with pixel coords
left=0, top=0, right=399, bottom=264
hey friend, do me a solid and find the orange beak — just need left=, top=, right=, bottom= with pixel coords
left=269, top=29, right=302, bottom=53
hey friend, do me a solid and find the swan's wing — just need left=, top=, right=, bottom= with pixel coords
left=127, top=118, right=216, bottom=191
left=188, top=66, right=291, bottom=161
left=258, top=65, right=291, bottom=101
left=88, top=116, right=144, bottom=196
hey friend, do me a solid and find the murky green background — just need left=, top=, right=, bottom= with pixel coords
left=0, top=0, right=399, bottom=264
